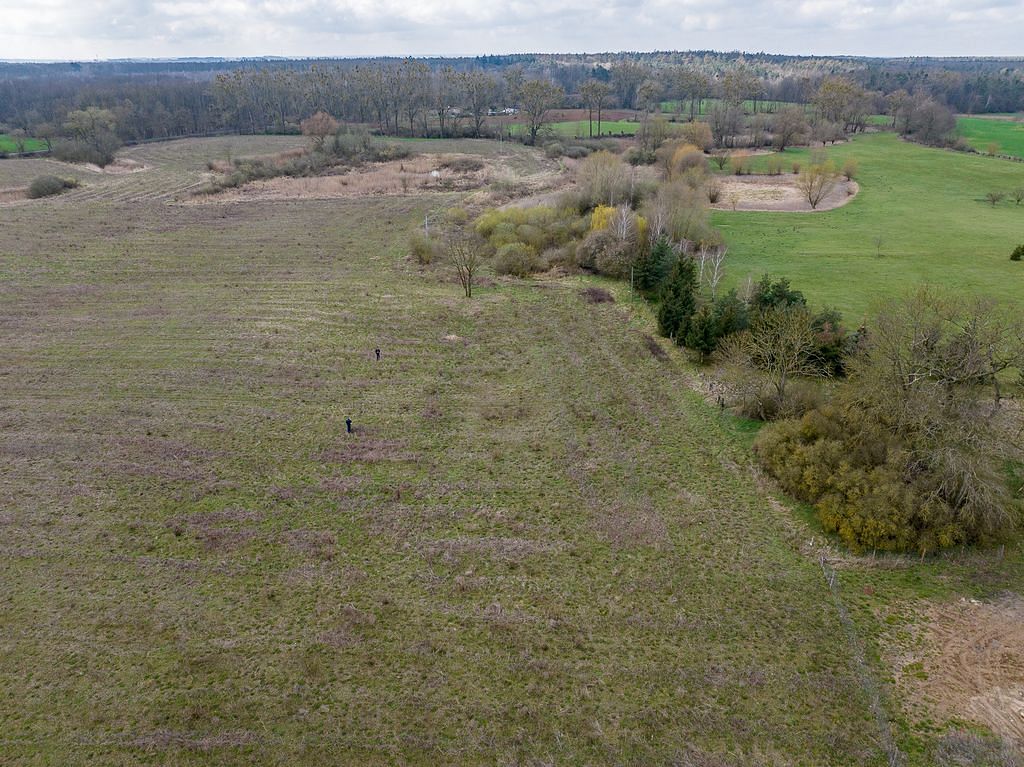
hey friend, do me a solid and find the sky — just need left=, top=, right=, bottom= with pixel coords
left=1, top=0, right=1022, bottom=60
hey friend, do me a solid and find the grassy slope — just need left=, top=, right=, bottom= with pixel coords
left=0, top=152, right=887, bottom=764
left=957, top=115, right=1024, bottom=159
left=713, top=132, right=1024, bottom=319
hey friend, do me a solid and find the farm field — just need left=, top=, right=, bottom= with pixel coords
left=509, top=118, right=640, bottom=138
left=714, top=132, right=1024, bottom=318
left=957, top=114, right=1024, bottom=159
left=1, top=135, right=1022, bottom=764
left=0, top=133, right=47, bottom=153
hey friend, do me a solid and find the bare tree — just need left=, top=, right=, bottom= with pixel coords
left=796, top=162, right=839, bottom=209
left=580, top=80, right=611, bottom=138
left=721, top=306, right=823, bottom=404
left=985, top=191, right=1006, bottom=207
left=300, top=111, right=339, bottom=150
left=519, top=80, right=564, bottom=145
left=697, top=244, right=728, bottom=299
left=772, top=106, right=808, bottom=151
left=446, top=229, right=485, bottom=298
left=463, top=70, right=498, bottom=137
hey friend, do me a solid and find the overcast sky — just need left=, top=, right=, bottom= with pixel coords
left=1, top=0, right=1022, bottom=60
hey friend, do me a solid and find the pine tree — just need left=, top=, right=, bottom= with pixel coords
left=685, top=305, right=718, bottom=362
left=656, top=256, right=697, bottom=344
left=635, top=236, right=672, bottom=294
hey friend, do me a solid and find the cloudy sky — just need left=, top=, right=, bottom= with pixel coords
left=1, top=0, right=1022, bottom=60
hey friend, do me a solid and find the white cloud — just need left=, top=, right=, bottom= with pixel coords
left=0, top=0, right=1021, bottom=58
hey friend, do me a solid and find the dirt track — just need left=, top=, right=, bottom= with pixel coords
left=889, top=594, right=1024, bottom=747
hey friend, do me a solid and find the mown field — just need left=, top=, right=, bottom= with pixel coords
left=509, top=119, right=640, bottom=138
left=714, top=132, right=1024, bottom=318
left=0, top=133, right=47, bottom=154
left=1, top=135, right=1021, bottom=764
left=957, top=114, right=1024, bottom=159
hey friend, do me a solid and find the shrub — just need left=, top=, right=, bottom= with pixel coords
left=576, top=151, right=633, bottom=208
left=756, top=290, right=1024, bottom=554
left=409, top=231, right=443, bottom=265
left=494, top=242, right=540, bottom=277
left=563, top=145, right=591, bottom=159
left=27, top=175, right=77, bottom=198
left=791, top=161, right=801, bottom=174
left=731, top=152, right=749, bottom=175
left=841, top=158, right=858, bottom=181
left=706, top=178, right=722, bottom=204
left=1011, top=244, right=1023, bottom=261
left=544, top=142, right=565, bottom=159
left=439, top=156, right=484, bottom=173
left=986, top=190, right=1006, bottom=207
left=680, top=121, right=714, bottom=152
left=52, top=139, right=119, bottom=167
left=765, top=156, right=783, bottom=176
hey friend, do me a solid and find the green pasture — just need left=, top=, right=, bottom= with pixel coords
left=957, top=115, right=1024, bottom=159
left=0, top=133, right=47, bottom=154
left=714, top=132, right=1024, bottom=319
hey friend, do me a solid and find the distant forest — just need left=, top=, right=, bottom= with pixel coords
left=1, top=51, right=1022, bottom=146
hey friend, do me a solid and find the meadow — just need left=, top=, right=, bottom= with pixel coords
left=1, top=135, right=1022, bottom=764
left=957, top=114, right=1024, bottom=159
left=0, top=133, right=47, bottom=154
left=714, top=132, right=1024, bottom=318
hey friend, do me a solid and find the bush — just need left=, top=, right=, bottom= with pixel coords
left=544, top=142, right=565, bottom=159
left=680, top=121, right=714, bottom=152
left=439, top=156, right=484, bottom=173
left=1011, top=244, right=1023, bottom=261
left=27, top=175, right=77, bottom=198
left=841, top=158, right=858, bottom=180
left=409, top=231, right=443, bottom=265
left=563, top=145, right=591, bottom=159
left=52, top=139, right=119, bottom=167
left=494, top=242, right=541, bottom=277
left=765, top=156, right=783, bottom=176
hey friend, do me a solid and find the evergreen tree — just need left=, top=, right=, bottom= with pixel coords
left=685, top=305, right=718, bottom=362
left=635, top=236, right=676, bottom=295
left=711, top=289, right=750, bottom=338
left=656, top=256, right=697, bottom=344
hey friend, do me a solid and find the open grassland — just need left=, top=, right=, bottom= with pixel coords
left=714, top=132, right=1024, bottom=318
left=0, top=134, right=47, bottom=153
left=1, top=137, right=883, bottom=766
left=957, top=114, right=1024, bottom=159
left=509, top=119, right=640, bottom=138
left=1, top=136, right=1022, bottom=764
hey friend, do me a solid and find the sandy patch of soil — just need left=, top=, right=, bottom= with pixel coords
left=884, top=594, right=1024, bottom=747
left=712, top=174, right=858, bottom=212
left=0, top=186, right=28, bottom=204
left=196, top=154, right=491, bottom=203
left=83, top=157, right=148, bottom=175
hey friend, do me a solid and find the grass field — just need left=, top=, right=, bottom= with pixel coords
left=509, top=119, right=640, bottom=139
left=0, top=134, right=47, bottom=154
left=714, top=132, right=1024, bottom=318
left=660, top=98, right=799, bottom=115
left=1, top=136, right=1022, bottom=764
left=957, top=114, right=1024, bottom=159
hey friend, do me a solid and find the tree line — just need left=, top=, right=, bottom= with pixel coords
left=2, top=52, right=1021, bottom=149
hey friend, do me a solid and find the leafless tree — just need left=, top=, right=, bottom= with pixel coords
left=772, top=106, right=808, bottom=151
left=797, top=162, right=839, bottom=209
left=519, top=80, right=564, bottom=145
left=300, top=111, right=339, bottom=150
left=696, top=244, right=728, bottom=299
left=445, top=229, right=486, bottom=298
left=721, top=306, right=823, bottom=403
left=580, top=80, right=611, bottom=138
